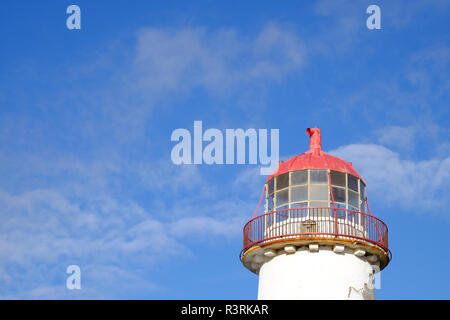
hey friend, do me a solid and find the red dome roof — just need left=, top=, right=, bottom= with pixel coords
left=266, top=128, right=364, bottom=183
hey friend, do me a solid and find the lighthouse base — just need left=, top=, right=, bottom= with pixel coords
left=257, top=246, right=376, bottom=300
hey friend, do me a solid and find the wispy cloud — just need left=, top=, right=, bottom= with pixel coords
left=330, top=144, right=450, bottom=214
left=131, top=23, right=306, bottom=94
left=376, top=126, right=417, bottom=152
left=0, top=151, right=260, bottom=298
left=0, top=22, right=307, bottom=297
left=0, top=182, right=250, bottom=298
left=1, top=2, right=448, bottom=298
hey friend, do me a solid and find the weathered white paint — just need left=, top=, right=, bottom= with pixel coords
left=333, top=244, right=345, bottom=253
left=284, top=246, right=296, bottom=254
left=258, top=246, right=375, bottom=300
left=264, top=249, right=276, bottom=258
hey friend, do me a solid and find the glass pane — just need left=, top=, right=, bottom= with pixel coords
left=359, top=181, right=366, bottom=212
left=330, top=203, right=347, bottom=219
left=290, top=202, right=307, bottom=208
left=348, top=190, right=359, bottom=209
left=360, top=181, right=365, bottom=198
left=332, top=187, right=346, bottom=203
left=309, top=201, right=329, bottom=208
left=309, top=201, right=330, bottom=218
left=291, top=170, right=307, bottom=186
left=310, top=169, right=328, bottom=184
left=276, top=189, right=289, bottom=206
left=331, top=202, right=346, bottom=216
left=331, top=202, right=346, bottom=209
left=291, top=186, right=308, bottom=202
left=348, top=175, right=358, bottom=192
left=360, top=197, right=366, bottom=213
left=290, top=202, right=307, bottom=218
left=267, top=214, right=274, bottom=226
left=310, top=185, right=329, bottom=201
left=267, top=179, right=274, bottom=195
left=267, top=194, right=274, bottom=212
left=331, top=170, right=346, bottom=187
left=276, top=173, right=289, bottom=190
left=277, top=208, right=289, bottom=222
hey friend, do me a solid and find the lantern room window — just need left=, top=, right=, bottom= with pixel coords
left=348, top=191, right=359, bottom=209
left=348, top=174, right=358, bottom=192
left=310, top=170, right=328, bottom=184
left=276, top=189, right=289, bottom=207
left=291, top=186, right=308, bottom=203
left=291, top=202, right=307, bottom=209
left=291, top=170, right=307, bottom=186
left=267, top=179, right=274, bottom=195
left=276, top=173, right=289, bottom=190
left=267, top=193, right=274, bottom=212
left=360, top=181, right=365, bottom=197
left=330, top=170, right=346, bottom=187
left=360, top=197, right=366, bottom=213
left=266, top=169, right=366, bottom=214
left=277, top=207, right=289, bottom=222
left=310, top=185, right=328, bottom=201
left=332, top=186, right=346, bottom=203
left=360, top=180, right=366, bottom=213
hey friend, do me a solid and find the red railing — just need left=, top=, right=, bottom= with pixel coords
left=241, top=207, right=390, bottom=259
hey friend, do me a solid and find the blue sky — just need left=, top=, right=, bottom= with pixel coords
left=0, top=0, right=449, bottom=299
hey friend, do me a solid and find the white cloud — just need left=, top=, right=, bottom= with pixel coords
left=407, top=45, right=450, bottom=95
left=374, top=121, right=446, bottom=155
left=329, top=144, right=450, bottom=214
left=312, top=0, right=366, bottom=54
left=376, top=125, right=416, bottom=151
left=312, top=0, right=450, bottom=57
left=0, top=154, right=260, bottom=298
left=233, top=167, right=266, bottom=193
left=131, top=23, right=305, bottom=94
left=169, top=216, right=241, bottom=239
left=137, top=161, right=206, bottom=193
left=0, top=185, right=187, bottom=298
left=382, top=0, right=449, bottom=29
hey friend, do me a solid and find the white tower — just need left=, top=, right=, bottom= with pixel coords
left=241, top=128, right=391, bottom=300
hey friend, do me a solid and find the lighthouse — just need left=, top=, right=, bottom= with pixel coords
left=240, top=128, right=391, bottom=300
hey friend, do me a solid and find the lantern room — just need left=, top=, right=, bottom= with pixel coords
left=240, top=128, right=391, bottom=296
left=265, top=128, right=366, bottom=216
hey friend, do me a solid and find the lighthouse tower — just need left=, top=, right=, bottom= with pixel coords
left=240, top=128, right=391, bottom=300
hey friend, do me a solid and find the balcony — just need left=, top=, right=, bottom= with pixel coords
left=241, top=207, right=390, bottom=263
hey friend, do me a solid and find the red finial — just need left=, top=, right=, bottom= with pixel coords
left=306, top=128, right=321, bottom=155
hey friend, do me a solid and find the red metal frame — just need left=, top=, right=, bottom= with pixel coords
left=241, top=207, right=390, bottom=260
